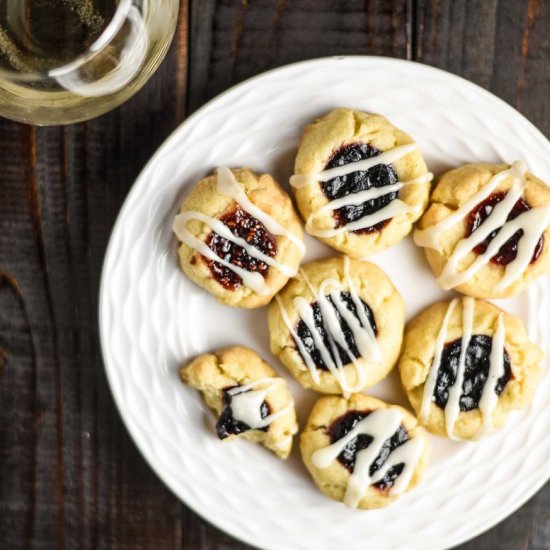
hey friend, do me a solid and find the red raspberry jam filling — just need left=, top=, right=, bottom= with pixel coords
left=203, top=205, right=277, bottom=291
left=466, top=192, right=544, bottom=266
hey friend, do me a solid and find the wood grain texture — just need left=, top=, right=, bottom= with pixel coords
left=1, top=0, right=550, bottom=548
left=187, top=0, right=412, bottom=111
left=0, top=3, right=189, bottom=549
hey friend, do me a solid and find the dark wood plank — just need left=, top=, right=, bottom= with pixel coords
left=416, top=0, right=550, bottom=134
left=415, top=0, right=501, bottom=88
left=0, top=123, right=43, bottom=549
left=0, top=4, right=188, bottom=549
left=187, top=0, right=412, bottom=112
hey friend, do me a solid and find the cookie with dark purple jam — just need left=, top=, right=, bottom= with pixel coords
left=268, top=256, right=405, bottom=395
left=292, top=108, right=432, bottom=257
left=400, top=298, right=543, bottom=440
left=215, top=385, right=271, bottom=439
left=173, top=167, right=304, bottom=308
left=300, top=394, right=429, bottom=509
left=181, top=346, right=298, bottom=459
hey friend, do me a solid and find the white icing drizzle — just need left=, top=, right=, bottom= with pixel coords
left=400, top=172, right=435, bottom=186
left=370, top=437, right=424, bottom=495
left=308, top=174, right=433, bottom=222
left=312, top=408, right=424, bottom=508
left=174, top=211, right=295, bottom=276
left=420, top=298, right=508, bottom=439
left=306, top=199, right=422, bottom=238
left=419, top=298, right=459, bottom=422
left=294, top=294, right=352, bottom=391
left=415, top=162, right=528, bottom=251
left=290, top=144, right=432, bottom=237
left=275, top=295, right=318, bottom=379
left=342, top=256, right=381, bottom=362
left=445, top=297, right=475, bottom=440
left=217, top=167, right=306, bottom=255
left=477, top=314, right=506, bottom=437
left=271, top=435, right=293, bottom=449
left=173, top=212, right=269, bottom=294
left=290, top=144, right=419, bottom=188
left=494, top=207, right=550, bottom=291
left=172, top=168, right=305, bottom=295
left=275, top=259, right=381, bottom=395
left=226, top=377, right=291, bottom=429
left=414, top=160, right=550, bottom=292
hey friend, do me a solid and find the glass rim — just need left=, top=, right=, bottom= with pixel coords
left=0, top=0, right=133, bottom=82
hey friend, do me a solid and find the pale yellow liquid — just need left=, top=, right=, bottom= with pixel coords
left=0, top=0, right=116, bottom=74
left=0, top=0, right=179, bottom=125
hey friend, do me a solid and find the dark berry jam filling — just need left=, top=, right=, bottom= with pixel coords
left=323, top=143, right=399, bottom=234
left=328, top=410, right=409, bottom=491
left=434, top=335, right=512, bottom=411
left=204, top=205, right=277, bottom=291
left=466, top=192, right=544, bottom=266
left=215, top=386, right=271, bottom=439
left=295, top=291, right=377, bottom=371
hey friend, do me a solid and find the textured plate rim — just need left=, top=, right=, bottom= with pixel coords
left=98, top=55, right=550, bottom=550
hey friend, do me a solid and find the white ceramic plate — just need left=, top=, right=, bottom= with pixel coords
left=99, top=57, right=550, bottom=550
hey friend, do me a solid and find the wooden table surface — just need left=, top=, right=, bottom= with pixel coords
left=1, top=1, right=550, bottom=548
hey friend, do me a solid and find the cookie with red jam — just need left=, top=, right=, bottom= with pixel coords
left=414, top=162, right=550, bottom=298
left=173, top=167, right=304, bottom=308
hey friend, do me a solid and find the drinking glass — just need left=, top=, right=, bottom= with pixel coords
left=0, top=0, right=180, bottom=125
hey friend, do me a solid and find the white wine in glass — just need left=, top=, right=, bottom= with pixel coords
left=0, top=0, right=179, bottom=125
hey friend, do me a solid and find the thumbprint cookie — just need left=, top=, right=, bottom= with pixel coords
left=173, top=167, right=305, bottom=308
left=300, top=394, right=429, bottom=509
left=290, top=108, right=432, bottom=257
left=399, top=298, right=543, bottom=440
left=414, top=162, right=550, bottom=298
left=181, top=346, right=298, bottom=458
left=268, top=256, right=405, bottom=396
